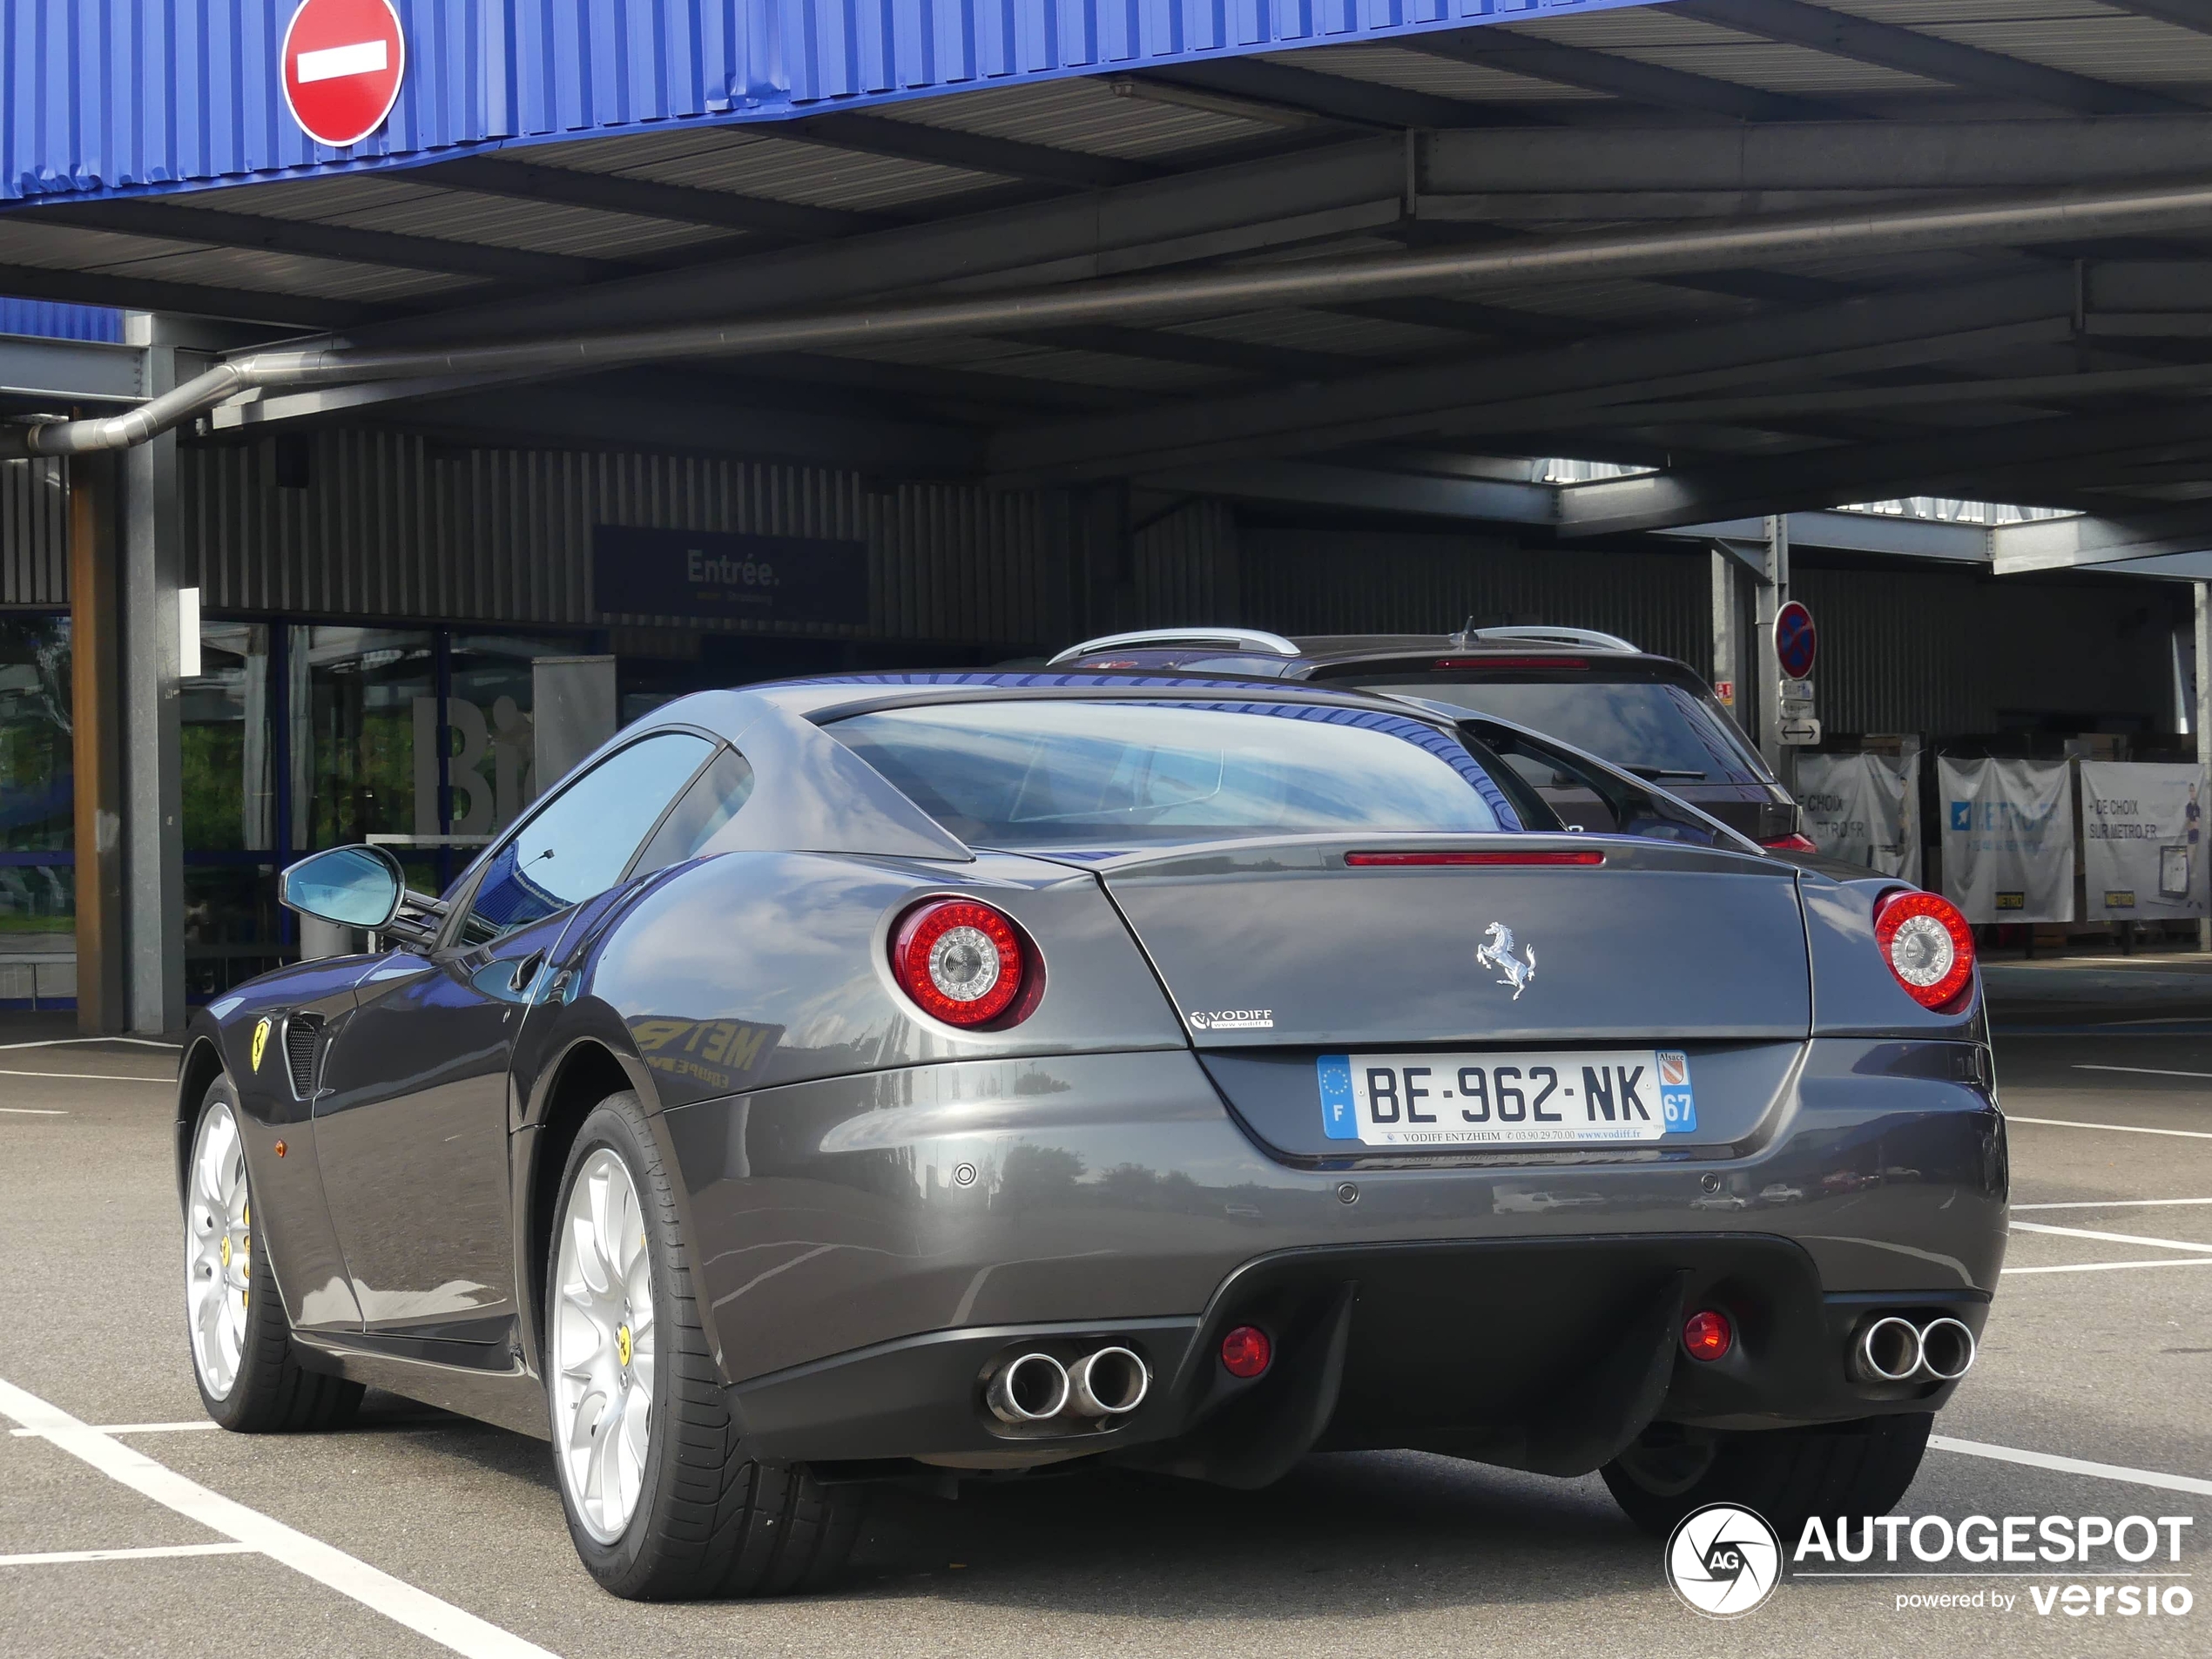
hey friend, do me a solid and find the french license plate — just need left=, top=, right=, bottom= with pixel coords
left=1317, top=1049, right=1697, bottom=1148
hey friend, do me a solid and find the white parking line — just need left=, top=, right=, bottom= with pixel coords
left=0, top=1378, right=561, bottom=1659
left=0, top=1036, right=177, bottom=1052
left=1931, top=1436, right=2212, bottom=1498
left=2011, top=1220, right=2212, bottom=1254
left=2015, top=1198, right=2212, bottom=1211
left=10, top=1421, right=219, bottom=1438
left=0, top=1107, right=66, bottom=1116
left=0, top=1541, right=257, bottom=1567
left=2005, top=1258, right=2212, bottom=1275
left=2076, top=1064, right=2212, bottom=1081
left=2006, top=1115, right=2212, bottom=1141
left=0, top=1069, right=170, bottom=1083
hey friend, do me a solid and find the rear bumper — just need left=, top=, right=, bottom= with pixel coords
left=728, top=1235, right=1986, bottom=1474
left=659, top=1040, right=2005, bottom=1460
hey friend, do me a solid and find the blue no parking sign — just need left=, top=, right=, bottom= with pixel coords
left=1774, top=600, right=1817, bottom=681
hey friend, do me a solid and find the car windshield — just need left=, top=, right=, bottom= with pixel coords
left=828, top=700, right=1509, bottom=846
left=1351, top=676, right=1770, bottom=786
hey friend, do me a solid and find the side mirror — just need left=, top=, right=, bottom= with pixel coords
left=280, top=846, right=403, bottom=930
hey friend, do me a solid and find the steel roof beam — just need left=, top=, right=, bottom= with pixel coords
left=0, top=334, right=145, bottom=406
left=10, top=198, right=622, bottom=286
left=1672, top=0, right=2201, bottom=117
left=415, top=156, right=894, bottom=241
left=0, top=262, right=381, bottom=328
left=1407, top=28, right=1858, bottom=123
left=343, top=138, right=1404, bottom=348
left=1421, top=115, right=2212, bottom=192
left=1323, top=295, right=1592, bottom=343
left=999, top=323, right=1362, bottom=380
left=2105, top=2, right=2212, bottom=37
left=1134, top=58, right=1527, bottom=131
left=1554, top=401, right=2212, bottom=537
left=784, top=113, right=1158, bottom=189
left=1992, top=502, right=2212, bottom=572
left=1136, top=456, right=1560, bottom=523
left=987, top=271, right=2077, bottom=482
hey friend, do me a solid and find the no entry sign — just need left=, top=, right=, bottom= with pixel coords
left=280, top=0, right=406, bottom=150
left=1774, top=600, right=1817, bottom=680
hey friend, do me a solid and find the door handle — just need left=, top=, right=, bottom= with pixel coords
left=509, top=951, right=546, bottom=995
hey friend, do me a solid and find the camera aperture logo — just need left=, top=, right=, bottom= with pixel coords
left=1667, top=1503, right=1783, bottom=1617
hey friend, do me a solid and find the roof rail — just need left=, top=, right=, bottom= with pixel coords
left=1049, top=627, right=1301, bottom=665
left=1461, top=624, right=1640, bottom=653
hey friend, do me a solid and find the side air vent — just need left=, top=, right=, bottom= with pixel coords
left=284, top=1013, right=326, bottom=1100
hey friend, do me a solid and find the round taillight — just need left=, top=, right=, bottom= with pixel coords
left=1872, top=889, right=1975, bottom=1011
left=890, top=899, right=1027, bottom=1026
left=1683, top=1309, right=1733, bottom=1362
left=1220, top=1325, right=1272, bottom=1379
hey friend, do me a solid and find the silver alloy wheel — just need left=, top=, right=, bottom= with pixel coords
left=185, top=1099, right=252, bottom=1399
left=551, top=1148, right=657, bottom=1544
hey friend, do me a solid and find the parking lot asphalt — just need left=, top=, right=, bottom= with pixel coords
left=4, top=1001, right=2211, bottom=1657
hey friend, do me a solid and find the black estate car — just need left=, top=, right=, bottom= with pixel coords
left=1049, top=625, right=1810, bottom=849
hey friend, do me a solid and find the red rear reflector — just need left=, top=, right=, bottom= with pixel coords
left=1220, top=1325, right=1272, bottom=1379
left=1345, top=850, right=1605, bottom=867
left=1760, top=833, right=1819, bottom=854
left=1432, top=656, right=1587, bottom=672
left=1683, top=1310, right=1733, bottom=1362
left=1872, top=888, right=1976, bottom=1012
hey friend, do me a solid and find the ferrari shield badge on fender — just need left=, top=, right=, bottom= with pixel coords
left=250, top=1016, right=272, bottom=1072
left=1474, top=922, right=1536, bottom=1000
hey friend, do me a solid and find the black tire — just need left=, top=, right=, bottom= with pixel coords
left=185, top=1076, right=364, bottom=1433
left=1602, top=1414, right=1932, bottom=1540
left=545, top=1091, right=865, bottom=1600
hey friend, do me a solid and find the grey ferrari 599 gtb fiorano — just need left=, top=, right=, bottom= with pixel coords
left=177, top=672, right=2003, bottom=1599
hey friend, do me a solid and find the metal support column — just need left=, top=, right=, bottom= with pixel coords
left=68, top=454, right=125, bottom=1034
left=119, top=314, right=185, bottom=1035
left=2197, top=582, right=2211, bottom=951
left=1709, top=546, right=1740, bottom=732
left=1753, top=514, right=1791, bottom=782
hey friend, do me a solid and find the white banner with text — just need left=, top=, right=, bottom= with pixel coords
left=2080, top=761, right=2206, bottom=921
left=1939, top=758, right=2075, bottom=923
left=1795, top=752, right=1921, bottom=886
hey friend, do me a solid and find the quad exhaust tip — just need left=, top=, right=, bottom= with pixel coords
left=986, top=1346, right=1151, bottom=1426
left=987, top=1352, right=1071, bottom=1424
left=1850, top=1315, right=1976, bottom=1384
left=1068, top=1346, right=1150, bottom=1418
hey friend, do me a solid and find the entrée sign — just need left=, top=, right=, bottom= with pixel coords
left=591, top=526, right=870, bottom=625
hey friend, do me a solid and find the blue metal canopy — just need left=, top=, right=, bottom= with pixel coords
left=2, top=0, right=1654, bottom=204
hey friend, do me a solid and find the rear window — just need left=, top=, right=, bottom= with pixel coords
left=828, top=700, right=1512, bottom=846
left=1349, top=675, right=1770, bottom=786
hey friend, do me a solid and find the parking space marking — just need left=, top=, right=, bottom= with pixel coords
left=2015, top=1198, right=2212, bottom=1211
left=0, top=1378, right=562, bottom=1659
left=10, top=1421, right=219, bottom=1438
left=0, top=1037, right=178, bottom=1052
left=2076, top=1063, right=2212, bottom=1081
left=2005, top=1257, right=2212, bottom=1275
left=0, top=1541, right=256, bottom=1568
left=1931, top=1435, right=2212, bottom=1498
left=0, top=1068, right=170, bottom=1083
left=2006, top=1115, right=2212, bottom=1141
left=2011, top=1220, right=2212, bottom=1254
left=0, top=1107, right=66, bottom=1116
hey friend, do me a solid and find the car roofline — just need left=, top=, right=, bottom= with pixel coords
left=782, top=676, right=1467, bottom=727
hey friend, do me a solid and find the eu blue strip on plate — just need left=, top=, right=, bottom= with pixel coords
left=1317, top=1054, right=1359, bottom=1140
